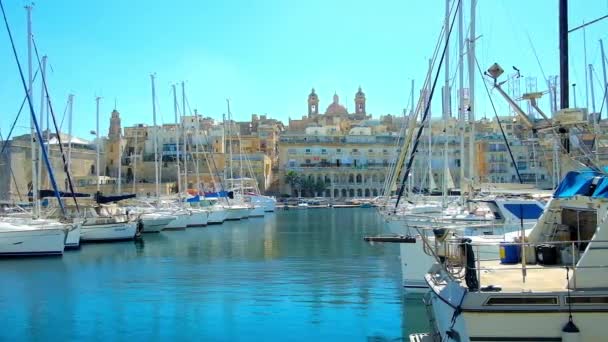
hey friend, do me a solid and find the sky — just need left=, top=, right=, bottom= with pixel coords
left=1, top=0, right=608, bottom=140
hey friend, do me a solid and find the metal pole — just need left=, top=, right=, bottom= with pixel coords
left=117, top=130, right=122, bottom=193
left=559, top=0, right=569, bottom=109
left=173, top=84, right=181, bottom=194
left=468, top=0, right=477, bottom=184
left=181, top=81, right=188, bottom=192
left=444, top=0, right=451, bottom=120
left=458, top=0, right=465, bottom=193
left=95, top=97, right=101, bottom=191
left=572, top=83, right=577, bottom=107
left=67, top=94, right=74, bottom=175
left=584, top=21, right=590, bottom=111
left=37, top=55, right=47, bottom=195
left=590, top=64, right=597, bottom=115
left=150, top=74, right=160, bottom=199
left=26, top=4, right=39, bottom=217
left=600, top=39, right=608, bottom=119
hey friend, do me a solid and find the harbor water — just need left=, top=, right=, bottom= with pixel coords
left=0, top=208, right=427, bottom=340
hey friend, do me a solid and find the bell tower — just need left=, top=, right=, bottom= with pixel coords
left=106, top=109, right=122, bottom=177
left=308, top=88, right=319, bottom=117
left=355, top=86, right=366, bottom=115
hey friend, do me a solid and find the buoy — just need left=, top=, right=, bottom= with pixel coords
left=561, top=320, right=581, bottom=342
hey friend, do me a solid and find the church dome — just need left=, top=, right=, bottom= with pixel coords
left=325, top=93, right=348, bottom=115
left=356, top=86, right=365, bottom=97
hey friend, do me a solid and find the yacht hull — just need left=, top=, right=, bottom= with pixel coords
left=80, top=222, right=137, bottom=242
left=65, top=224, right=81, bottom=249
left=0, top=227, right=66, bottom=256
left=140, top=215, right=175, bottom=233
left=186, top=210, right=208, bottom=227
left=249, top=206, right=265, bottom=217
left=207, top=209, right=227, bottom=224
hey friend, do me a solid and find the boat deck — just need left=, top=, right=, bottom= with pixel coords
left=478, top=260, right=568, bottom=292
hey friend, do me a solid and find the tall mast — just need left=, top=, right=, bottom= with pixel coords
left=458, top=0, right=465, bottom=192
left=172, top=84, right=181, bottom=194
left=441, top=0, right=450, bottom=204
left=584, top=21, right=589, bottom=110
left=590, top=64, right=597, bottom=115
left=193, top=111, right=201, bottom=194
left=600, top=39, right=608, bottom=118
left=226, top=99, right=234, bottom=181
left=410, top=79, right=415, bottom=116
left=37, top=55, right=47, bottom=194
left=131, top=129, right=138, bottom=194
left=467, top=0, right=477, bottom=185
left=26, top=4, right=39, bottom=217
left=559, top=0, right=569, bottom=109
left=67, top=94, right=74, bottom=175
left=150, top=74, right=160, bottom=200
left=181, top=81, right=188, bottom=192
left=427, top=59, right=433, bottom=193
left=95, top=97, right=101, bottom=191
left=117, top=124, right=122, bottom=193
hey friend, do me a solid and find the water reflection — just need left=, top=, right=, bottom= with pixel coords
left=0, top=208, right=426, bottom=340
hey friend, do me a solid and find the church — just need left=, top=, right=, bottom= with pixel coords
left=288, top=87, right=371, bottom=131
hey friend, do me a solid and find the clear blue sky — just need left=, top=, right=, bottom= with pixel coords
left=1, top=0, right=608, bottom=139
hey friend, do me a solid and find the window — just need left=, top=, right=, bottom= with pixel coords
left=566, top=296, right=608, bottom=304
left=321, top=149, right=327, bottom=154
left=383, top=149, right=388, bottom=154
left=336, top=148, right=342, bottom=154
left=485, top=297, right=558, bottom=305
left=305, top=149, right=311, bottom=154
left=305, top=159, right=311, bottom=164
left=368, top=149, right=373, bottom=153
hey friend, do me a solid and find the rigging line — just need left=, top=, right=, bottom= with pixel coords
left=32, top=37, right=80, bottom=212
left=395, top=0, right=462, bottom=210
left=474, top=57, right=522, bottom=184
left=0, top=68, right=40, bottom=155
left=58, top=97, right=69, bottom=131
left=568, top=14, right=608, bottom=33
left=0, top=0, right=66, bottom=215
left=525, top=31, right=548, bottom=85
left=0, top=130, right=23, bottom=201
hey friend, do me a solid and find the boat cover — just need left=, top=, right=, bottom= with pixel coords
left=554, top=170, right=608, bottom=198
left=95, top=193, right=136, bottom=204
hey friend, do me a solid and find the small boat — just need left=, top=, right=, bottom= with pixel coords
left=0, top=221, right=67, bottom=256
left=79, top=206, right=138, bottom=242
left=139, top=212, right=176, bottom=233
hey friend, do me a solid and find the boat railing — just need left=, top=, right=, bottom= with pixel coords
left=436, top=238, right=608, bottom=292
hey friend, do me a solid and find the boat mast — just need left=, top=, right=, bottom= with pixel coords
left=181, top=81, right=188, bottom=193
left=441, top=0, right=450, bottom=205
left=193, top=111, right=202, bottom=195
left=26, top=4, right=39, bottom=218
left=131, top=128, right=138, bottom=194
left=226, top=99, right=234, bottom=182
left=117, top=121, right=122, bottom=194
left=584, top=21, right=589, bottom=110
left=150, top=74, right=160, bottom=200
left=67, top=94, right=74, bottom=176
left=37, top=55, right=47, bottom=195
left=458, top=0, right=465, bottom=193
left=559, top=0, right=569, bottom=109
left=95, top=96, right=101, bottom=192
left=172, top=84, right=181, bottom=194
left=467, top=0, right=477, bottom=186
left=427, top=58, right=433, bottom=195
left=600, top=39, right=607, bottom=117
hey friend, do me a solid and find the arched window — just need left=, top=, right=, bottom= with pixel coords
left=90, top=164, right=95, bottom=175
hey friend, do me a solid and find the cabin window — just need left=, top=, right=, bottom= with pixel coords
left=485, top=297, right=558, bottom=306
left=566, top=296, right=608, bottom=304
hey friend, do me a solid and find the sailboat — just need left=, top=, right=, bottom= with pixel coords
left=0, top=4, right=80, bottom=256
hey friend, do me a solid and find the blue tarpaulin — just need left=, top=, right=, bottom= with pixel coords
left=553, top=170, right=608, bottom=198
left=186, top=195, right=200, bottom=203
left=503, top=203, right=544, bottom=220
left=204, top=191, right=231, bottom=198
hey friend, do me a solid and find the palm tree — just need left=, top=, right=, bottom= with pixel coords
left=313, top=179, right=327, bottom=197
left=285, top=171, right=301, bottom=197
left=301, top=177, right=316, bottom=197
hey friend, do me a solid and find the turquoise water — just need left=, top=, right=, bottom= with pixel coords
left=0, top=208, right=427, bottom=341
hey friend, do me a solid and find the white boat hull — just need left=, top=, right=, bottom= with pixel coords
left=249, top=206, right=265, bottom=217
left=65, top=224, right=81, bottom=249
left=0, top=226, right=66, bottom=256
left=80, top=222, right=137, bottom=241
left=140, top=214, right=175, bottom=233
left=207, top=209, right=227, bottom=224
left=187, top=210, right=208, bottom=227
left=226, top=207, right=243, bottom=220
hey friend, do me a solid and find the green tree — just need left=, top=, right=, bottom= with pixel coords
left=313, top=179, right=327, bottom=197
left=285, top=171, right=301, bottom=197
left=300, top=177, right=316, bottom=197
